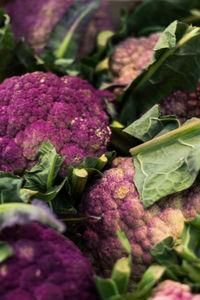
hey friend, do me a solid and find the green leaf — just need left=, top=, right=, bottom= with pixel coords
left=151, top=237, right=179, bottom=267
left=118, top=21, right=200, bottom=125
left=123, top=105, right=180, bottom=142
left=0, top=177, right=23, bottom=204
left=0, top=202, right=65, bottom=232
left=0, top=242, right=13, bottom=263
left=130, top=119, right=200, bottom=207
left=111, top=265, right=166, bottom=300
left=15, top=38, right=40, bottom=72
left=130, top=0, right=200, bottom=36
left=150, top=216, right=200, bottom=288
left=25, top=141, right=65, bottom=193
left=111, top=257, right=132, bottom=295
left=79, top=9, right=129, bottom=86
left=41, top=0, right=101, bottom=65
left=0, top=9, right=15, bottom=82
left=33, top=178, right=67, bottom=202
left=117, top=231, right=132, bottom=255
left=94, top=276, right=119, bottom=300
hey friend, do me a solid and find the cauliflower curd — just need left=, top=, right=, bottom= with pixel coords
left=0, top=71, right=113, bottom=174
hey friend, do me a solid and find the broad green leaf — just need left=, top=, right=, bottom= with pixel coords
left=94, top=276, right=119, bottom=300
left=25, top=141, right=65, bottom=193
left=41, top=0, right=101, bottom=65
left=34, top=178, right=67, bottom=202
left=130, top=0, right=200, bottom=36
left=0, top=202, right=65, bottom=232
left=123, top=105, right=180, bottom=142
left=118, top=21, right=200, bottom=125
left=130, top=119, right=200, bottom=207
left=0, top=242, right=13, bottom=263
left=0, top=177, right=23, bottom=204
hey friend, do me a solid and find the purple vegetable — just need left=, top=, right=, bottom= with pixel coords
left=4, top=0, right=114, bottom=56
left=159, top=81, right=200, bottom=123
left=0, top=222, right=98, bottom=300
left=109, top=32, right=161, bottom=95
left=149, top=280, right=200, bottom=300
left=81, top=157, right=200, bottom=279
left=0, top=71, right=113, bottom=175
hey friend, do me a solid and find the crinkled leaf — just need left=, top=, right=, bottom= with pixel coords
left=41, top=0, right=101, bottom=65
left=123, top=105, right=180, bottom=142
left=0, top=242, right=13, bottom=263
left=130, top=0, right=200, bottom=36
left=25, top=141, right=65, bottom=193
left=0, top=202, right=65, bottom=232
left=130, top=119, right=200, bottom=207
left=118, top=21, right=200, bottom=125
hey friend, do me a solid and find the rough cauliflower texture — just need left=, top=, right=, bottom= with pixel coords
left=149, top=280, right=200, bottom=300
left=81, top=157, right=200, bottom=279
left=109, top=32, right=161, bottom=95
left=159, top=81, right=200, bottom=123
left=4, top=0, right=114, bottom=56
left=0, top=71, right=113, bottom=174
left=0, top=222, right=98, bottom=300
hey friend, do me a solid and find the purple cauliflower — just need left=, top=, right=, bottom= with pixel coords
left=109, top=32, right=161, bottom=96
left=149, top=280, right=200, bottom=300
left=81, top=157, right=200, bottom=279
left=0, top=222, right=98, bottom=300
left=159, top=81, right=200, bottom=124
left=4, top=0, right=114, bottom=56
left=109, top=32, right=200, bottom=122
left=0, top=71, right=113, bottom=175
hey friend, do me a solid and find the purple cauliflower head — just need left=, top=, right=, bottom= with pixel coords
left=110, top=32, right=200, bottom=122
left=0, top=71, right=113, bottom=175
left=109, top=32, right=161, bottom=95
left=159, top=81, right=200, bottom=124
left=4, top=0, right=114, bottom=56
left=80, top=157, right=200, bottom=279
left=0, top=222, right=98, bottom=300
left=149, top=280, right=200, bottom=300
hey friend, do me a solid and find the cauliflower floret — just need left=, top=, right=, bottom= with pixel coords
left=0, top=222, right=98, bottom=300
left=159, top=82, right=200, bottom=123
left=110, top=32, right=161, bottom=95
left=81, top=157, right=200, bottom=279
left=0, top=71, right=113, bottom=175
left=149, top=280, right=200, bottom=300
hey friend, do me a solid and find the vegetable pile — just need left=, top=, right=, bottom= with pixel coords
left=2, top=0, right=200, bottom=299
